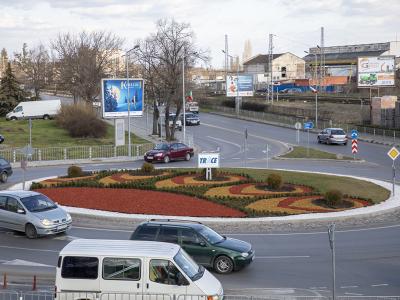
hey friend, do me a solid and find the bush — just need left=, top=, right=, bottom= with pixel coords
left=67, top=165, right=84, bottom=178
left=141, top=162, right=155, bottom=174
left=267, top=173, right=283, bottom=190
left=56, top=103, right=107, bottom=138
left=241, top=101, right=266, bottom=112
left=325, top=190, right=343, bottom=206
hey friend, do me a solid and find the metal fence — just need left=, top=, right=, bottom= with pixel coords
left=0, top=143, right=154, bottom=163
left=211, top=106, right=400, bottom=145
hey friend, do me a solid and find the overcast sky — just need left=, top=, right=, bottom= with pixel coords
left=1, top=0, right=400, bottom=68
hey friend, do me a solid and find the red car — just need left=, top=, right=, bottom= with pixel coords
left=144, top=143, right=194, bottom=163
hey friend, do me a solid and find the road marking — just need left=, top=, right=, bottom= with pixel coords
left=344, top=293, right=363, bottom=296
left=73, top=226, right=133, bottom=233
left=256, top=255, right=310, bottom=259
left=206, top=136, right=242, bottom=149
left=310, top=287, right=327, bottom=289
left=371, top=283, right=389, bottom=287
left=0, top=245, right=59, bottom=253
left=232, top=158, right=241, bottom=160
left=247, top=157, right=257, bottom=160
left=340, top=285, right=358, bottom=289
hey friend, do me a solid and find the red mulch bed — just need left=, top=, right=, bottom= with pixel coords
left=36, top=187, right=245, bottom=218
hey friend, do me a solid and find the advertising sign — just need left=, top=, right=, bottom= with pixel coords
left=226, top=75, right=254, bottom=97
left=101, top=78, right=144, bottom=118
left=357, top=56, right=395, bottom=87
left=198, top=152, right=220, bottom=168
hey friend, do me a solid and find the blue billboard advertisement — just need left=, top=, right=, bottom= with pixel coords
left=226, top=75, right=254, bottom=97
left=101, top=78, right=144, bottom=118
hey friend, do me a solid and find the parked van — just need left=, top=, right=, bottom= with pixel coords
left=6, top=99, right=61, bottom=120
left=56, top=239, right=223, bottom=300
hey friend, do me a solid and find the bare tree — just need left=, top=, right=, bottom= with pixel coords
left=134, top=19, right=207, bottom=140
left=14, top=43, right=51, bottom=99
left=52, top=31, right=124, bottom=103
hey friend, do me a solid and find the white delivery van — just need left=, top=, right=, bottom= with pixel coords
left=55, top=239, right=223, bottom=300
left=6, top=99, right=61, bottom=120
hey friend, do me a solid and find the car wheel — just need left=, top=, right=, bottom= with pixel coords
left=317, top=137, right=321, bottom=144
left=344, top=142, right=348, bottom=146
left=0, top=172, right=8, bottom=183
left=25, top=223, right=38, bottom=239
left=214, top=255, right=234, bottom=274
left=43, top=115, right=50, bottom=120
left=327, top=139, right=331, bottom=145
left=10, top=117, right=17, bottom=121
left=163, top=155, right=170, bottom=163
left=185, top=153, right=191, bottom=161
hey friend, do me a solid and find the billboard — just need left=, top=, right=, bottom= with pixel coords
left=357, top=56, right=395, bottom=87
left=226, top=74, right=254, bottom=97
left=198, top=152, right=220, bottom=168
left=101, top=78, right=144, bottom=118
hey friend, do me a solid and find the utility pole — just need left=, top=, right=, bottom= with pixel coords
left=328, top=223, right=336, bottom=300
left=268, top=34, right=274, bottom=103
left=320, top=27, right=325, bottom=92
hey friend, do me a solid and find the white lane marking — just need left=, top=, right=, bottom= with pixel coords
left=256, top=255, right=310, bottom=259
left=371, top=283, right=389, bottom=287
left=0, top=245, right=59, bottom=253
left=247, top=157, right=257, bottom=159
left=73, top=226, right=133, bottom=233
left=340, top=285, right=358, bottom=289
left=206, top=136, right=242, bottom=149
left=345, top=293, right=363, bottom=296
left=310, top=287, right=327, bottom=289
left=232, top=158, right=241, bottom=160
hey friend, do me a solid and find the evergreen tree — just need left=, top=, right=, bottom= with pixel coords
left=0, top=63, right=26, bottom=116
left=104, top=88, right=117, bottom=112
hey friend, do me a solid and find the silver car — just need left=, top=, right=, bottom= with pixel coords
left=0, top=190, right=72, bottom=239
left=317, top=128, right=348, bottom=145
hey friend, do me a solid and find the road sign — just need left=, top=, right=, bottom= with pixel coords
left=304, top=121, right=314, bottom=130
left=20, top=145, right=34, bottom=157
left=387, top=146, right=399, bottom=160
left=351, top=129, right=358, bottom=139
left=351, top=139, right=358, bottom=154
left=295, top=122, right=302, bottom=130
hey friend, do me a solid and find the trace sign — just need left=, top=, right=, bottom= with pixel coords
left=198, top=152, right=220, bottom=169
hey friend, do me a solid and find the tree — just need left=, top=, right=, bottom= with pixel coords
left=52, top=31, right=124, bottom=103
left=0, top=48, right=8, bottom=78
left=14, top=43, right=51, bottom=100
left=134, top=19, right=207, bottom=140
left=0, top=63, right=26, bottom=116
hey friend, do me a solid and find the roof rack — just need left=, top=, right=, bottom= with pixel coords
left=148, top=218, right=203, bottom=225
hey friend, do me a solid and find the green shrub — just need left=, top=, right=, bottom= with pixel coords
left=67, top=165, right=84, bottom=178
left=141, top=162, right=155, bottom=173
left=325, top=190, right=343, bottom=206
left=241, top=102, right=266, bottom=112
left=56, top=103, right=107, bottom=138
left=267, top=173, right=283, bottom=190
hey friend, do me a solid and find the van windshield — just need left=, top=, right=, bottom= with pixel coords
left=174, top=249, right=203, bottom=281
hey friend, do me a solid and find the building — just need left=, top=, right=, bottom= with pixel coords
left=243, top=52, right=305, bottom=86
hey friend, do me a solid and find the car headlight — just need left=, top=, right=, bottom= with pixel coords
left=41, top=219, right=53, bottom=226
left=66, top=213, right=72, bottom=221
left=155, top=153, right=163, bottom=157
left=241, top=252, right=249, bottom=258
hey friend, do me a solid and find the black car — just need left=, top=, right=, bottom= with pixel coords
left=130, top=219, right=254, bottom=274
left=0, top=135, right=4, bottom=144
left=0, top=157, right=12, bottom=183
left=181, top=113, right=200, bottom=126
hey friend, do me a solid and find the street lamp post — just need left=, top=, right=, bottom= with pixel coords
left=182, top=48, right=186, bottom=144
left=305, top=50, right=319, bottom=129
left=222, top=50, right=239, bottom=116
left=125, top=45, right=139, bottom=157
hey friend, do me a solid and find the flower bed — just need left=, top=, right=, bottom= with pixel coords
left=39, top=175, right=97, bottom=187
left=155, top=174, right=246, bottom=189
left=99, top=172, right=169, bottom=185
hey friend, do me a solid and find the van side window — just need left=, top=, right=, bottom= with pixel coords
left=135, top=226, right=159, bottom=240
left=61, top=256, right=99, bottom=279
left=181, top=229, right=201, bottom=246
left=14, top=106, right=22, bottom=112
left=158, top=227, right=179, bottom=244
left=149, top=259, right=183, bottom=286
left=103, top=258, right=141, bottom=281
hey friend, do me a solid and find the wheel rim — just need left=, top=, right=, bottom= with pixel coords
left=185, top=153, right=190, bottom=161
left=216, top=257, right=232, bottom=273
left=26, top=225, right=37, bottom=239
left=164, top=156, right=170, bottom=163
left=1, top=173, right=7, bottom=182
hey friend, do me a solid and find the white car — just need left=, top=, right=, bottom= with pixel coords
left=317, top=128, right=348, bottom=145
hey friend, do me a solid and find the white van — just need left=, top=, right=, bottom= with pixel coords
left=55, top=239, right=223, bottom=300
left=6, top=99, right=61, bottom=120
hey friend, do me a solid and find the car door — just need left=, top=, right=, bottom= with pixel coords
left=0, top=196, right=8, bottom=229
left=179, top=228, right=215, bottom=267
left=320, top=130, right=328, bottom=142
left=169, top=144, right=180, bottom=160
left=3, top=197, right=26, bottom=231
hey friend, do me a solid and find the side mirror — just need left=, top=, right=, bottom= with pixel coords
left=17, top=209, right=25, bottom=214
left=199, top=241, right=206, bottom=247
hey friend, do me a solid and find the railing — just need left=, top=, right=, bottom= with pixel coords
left=0, top=144, right=154, bottom=163
left=209, top=106, right=400, bottom=145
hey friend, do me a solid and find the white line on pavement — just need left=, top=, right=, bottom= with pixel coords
left=232, top=158, right=241, bottom=160
left=256, top=255, right=310, bottom=259
left=371, top=283, right=389, bottom=287
left=206, top=136, right=242, bottom=149
left=0, top=245, right=59, bottom=253
left=340, top=285, right=359, bottom=289
left=344, top=293, right=363, bottom=296
left=73, top=226, right=132, bottom=232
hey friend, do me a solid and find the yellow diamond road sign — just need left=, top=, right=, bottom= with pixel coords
left=387, top=147, right=400, bottom=160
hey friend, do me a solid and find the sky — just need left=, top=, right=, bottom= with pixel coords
left=1, top=0, right=400, bottom=68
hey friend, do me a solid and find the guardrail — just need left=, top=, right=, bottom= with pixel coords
left=0, top=144, right=155, bottom=163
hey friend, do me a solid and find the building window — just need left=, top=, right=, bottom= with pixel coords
left=281, top=67, right=287, bottom=78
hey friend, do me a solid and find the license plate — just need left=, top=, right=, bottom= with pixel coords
left=57, top=225, right=67, bottom=231
left=147, top=156, right=153, bottom=159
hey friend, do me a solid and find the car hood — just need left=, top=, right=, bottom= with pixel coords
left=194, top=268, right=223, bottom=295
left=214, top=237, right=251, bottom=253
left=32, top=207, right=68, bottom=222
left=146, top=150, right=166, bottom=155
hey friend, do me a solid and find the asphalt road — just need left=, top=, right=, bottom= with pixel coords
left=1, top=110, right=399, bottom=296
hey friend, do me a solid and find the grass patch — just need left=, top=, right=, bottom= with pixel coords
left=281, top=146, right=354, bottom=160
left=0, top=118, right=149, bottom=148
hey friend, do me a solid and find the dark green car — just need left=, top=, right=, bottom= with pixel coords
left=130, top=220, right=255, bottom=274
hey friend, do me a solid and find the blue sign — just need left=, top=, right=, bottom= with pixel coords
left=351, top=129, right=358, bottom=139
left=226, top=75, right=254, bottom=97
left=101, top=78, right=144, bottom=118
left=304, top=122, right=314, bottom=130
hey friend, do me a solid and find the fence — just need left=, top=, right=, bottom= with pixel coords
left=1, top=291, right=400, bottom=300
left=211, top=106, right=400, bottom=145
left=0, top=144, right=155, bottom=163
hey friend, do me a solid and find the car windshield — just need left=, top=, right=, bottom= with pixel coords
left=174, top=249, right=204, bottom=281
left=21, top=194, right=57, bottom=212
left=197, top=226, right=224, bottom=244
left=331, top=130, right=345, bottom=135
left=154, top=144, right=169, bottom=150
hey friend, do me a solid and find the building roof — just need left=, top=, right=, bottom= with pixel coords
left=304, top=50, right=387, bottom=65
left=243, top=54, right=284, bottom=65
left=60, top=239, right=180, bottom=258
